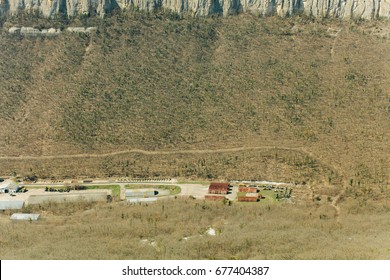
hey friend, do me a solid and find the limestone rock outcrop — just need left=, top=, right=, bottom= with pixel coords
left=0, top=0, right=390, bottom=19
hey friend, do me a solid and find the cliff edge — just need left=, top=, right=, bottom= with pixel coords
left=0, top=0, right=390, bottom=20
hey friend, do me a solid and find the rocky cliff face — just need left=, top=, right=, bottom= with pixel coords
left=0, top=0, right=390, bottom=19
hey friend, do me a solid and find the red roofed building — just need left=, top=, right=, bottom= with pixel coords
left=208, top=182, right=231, bottom=194
left=237, top=193, right=262, bottom=202
left=238, top=186, right=258, bottom=193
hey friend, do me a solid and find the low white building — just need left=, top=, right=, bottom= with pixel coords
left=10, top=213, right=40, bottom=221
left=0, top=180, right=20, bottom=194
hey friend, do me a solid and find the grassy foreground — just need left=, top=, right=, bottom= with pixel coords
left=1, top=197, right=389, bottom=259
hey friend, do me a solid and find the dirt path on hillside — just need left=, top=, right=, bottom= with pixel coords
left=0, top=145, right=310, bottom=160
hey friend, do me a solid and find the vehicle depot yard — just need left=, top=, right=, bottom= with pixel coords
left=0, top=178, right=297, bottom=210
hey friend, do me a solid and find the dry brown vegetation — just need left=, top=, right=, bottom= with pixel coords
left=0, top=12, right=389, bottom=259
left=0, top=197, right=389, bottom=259
left=0, top=13, right=388, bottom=191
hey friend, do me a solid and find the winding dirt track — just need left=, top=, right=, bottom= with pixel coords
left=0, top=145, right=306, bottom=160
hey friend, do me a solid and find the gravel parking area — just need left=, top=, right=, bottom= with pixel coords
left=0, top=188, right=111, bottom=204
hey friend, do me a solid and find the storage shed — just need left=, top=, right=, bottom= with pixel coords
left=208, top=182, right=231, bottom=194
left=10, top=213, right=40, bottom=221
left=237, top=192, right=262, bottom=202
left=0, top=180, right=20, bottom=194
left=0, top=201, right=24, bottom=210
left=26, top=192, right=108, bottom=205
left=125, top=189, right=157, bottom=198
left=238, top=186, right=258, bottom=193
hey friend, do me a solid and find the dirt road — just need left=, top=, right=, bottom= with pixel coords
left=0, top=145, right=304, bottom=160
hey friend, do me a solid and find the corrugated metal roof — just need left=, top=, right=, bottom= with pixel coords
left=209, top=182, right=230, bottom=188
left=238, top=196, right=258, bottom=202
left=245, top=193, right=259, bottom=197
left=10, top=213, right=40, bottom=221
left=0, top=180, right=19, bottom=190
left=0, top=200, right=24, bottom=210
left=238, top=186, right=258, bottom=193
left=27, top=192, right=107, bottom=205
left=237, top=192, right=259, bottom=197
